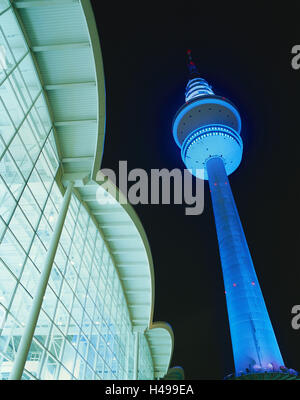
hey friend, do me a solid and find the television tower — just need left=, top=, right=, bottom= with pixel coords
left=172, top=50, right=296, bottom=379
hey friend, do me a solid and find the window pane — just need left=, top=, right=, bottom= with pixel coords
left=34, top=310, right=52, bottom=347
left=18, top=186, right=41, bottom=230
left=43, top=197, right=58, bottom=230
left=9, top=206, right=34, bottom=252
left=36, top=215, right=52, bottom=251
left=35, top=151, right=53, bottom=191
left=0, top=319, right=23, bottom=371
left=25, top=339, right=44, bottom=378
left=0, top=98, right=15, bottom=145
left=59, top=280, right=73, bottom=311
left=19, top=258, right=39, bottom=297
left=48, top=327, right=64, bottom=360
left=0, top=1, right=10, bottom=14
left=0, top=176, right=16, bottom=223
left=0, top=26, right=15, bottom=79
left=34, top=93, right=51, bottom=134
left=9, top=133, right=33, bottom=181
left=0, top=77, right=24, bottom=127
left=0, top=259, right=17, bottom=308
left=53, top=245, right=67, bottom=276
left=62, top=339, right=76, bottom=374
left=10, top=284, right=32, bottom=327
left=0, top=150, right=24, bottom=199
left=43, top=138, right=58, bottom=177
left=9, top=68, right=31, bottom=114
left=27, top=169, right=48, bottom=209
left=54, top=302, right=69, bottom=334
left=28, top=104, right=47, bottom=146
left=18, top=54, right=41, bottom=101
left=58, top=365, right=71, bottom=380
left=0, top=9, right=28, bottom=63
left=28, top=235, right=47, bottom=272
left=41, top=354, right=58, bottom=380
left=49, top=264, right=63, bottom=295
left=0, top=227, right=26, bottom=278
left=18, top=119, right=40, bottom=163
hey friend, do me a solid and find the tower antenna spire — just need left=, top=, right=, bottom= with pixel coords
left=186, top=49, right=199, bottom=77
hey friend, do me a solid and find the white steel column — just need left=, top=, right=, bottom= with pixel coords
left=9, top=181, right=74, bottom=380
left=133, top=331, right=140, bottom=380
left=125, top=330, right=131, bottom=379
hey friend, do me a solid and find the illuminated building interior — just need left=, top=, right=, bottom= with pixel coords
left=0, top=0, right=173, bottom=380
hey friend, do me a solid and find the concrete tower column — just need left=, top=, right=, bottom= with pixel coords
left=172, top=49, right=288, bottom=378
left=206, top=157, right=283, bottom=373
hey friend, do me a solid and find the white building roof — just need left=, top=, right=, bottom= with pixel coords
left=13, top=0, right=173, bottom=378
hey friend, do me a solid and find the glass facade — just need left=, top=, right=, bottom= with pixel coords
left=138, top=334, right=154, bottom=380
left=0, top=2, right=154, bottom=380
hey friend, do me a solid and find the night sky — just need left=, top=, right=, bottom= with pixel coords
left=91, top=2, right=300, bottom=379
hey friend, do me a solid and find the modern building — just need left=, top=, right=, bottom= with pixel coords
left=172, top=50, right=298, bottom=379
left=162, top=366, right=185, bottom=380
left=0, top=0, right=173, bottom=380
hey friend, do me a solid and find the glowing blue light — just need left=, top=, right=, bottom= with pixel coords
left=173, top=70, right=286, bottom=377
left=180, top=124, right=243, bottom=176
left=172, top=97, right=242, bottom=148
left=207, top=157, right=284, bottom=374
left=185, top=77, right=214, bottom=102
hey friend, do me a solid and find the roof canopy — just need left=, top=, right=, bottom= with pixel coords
left=13, top=0, right=173, bottom=377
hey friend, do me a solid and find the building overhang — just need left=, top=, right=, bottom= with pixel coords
left=13, top=0, right=173, bottom=377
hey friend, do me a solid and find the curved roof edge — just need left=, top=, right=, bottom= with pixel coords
left=75, top=174, right=174, bottom=378
left=80, top=0, right=106, bottom=180
left=12, top=0, right=173, bottom=378
left=146, top=321, right=174, bottom=378
left=70, top=2, right=174, bottom=377
left=91, top=173, right=155, bottom=327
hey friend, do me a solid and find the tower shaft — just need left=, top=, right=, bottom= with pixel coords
left=206, top=156, right=284, bottom=373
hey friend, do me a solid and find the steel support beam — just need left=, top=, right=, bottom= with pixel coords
left=9, top=182, right=74, bottom=380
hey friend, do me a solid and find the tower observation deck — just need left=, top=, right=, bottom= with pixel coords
left=172, top=50, right=296, bottom=378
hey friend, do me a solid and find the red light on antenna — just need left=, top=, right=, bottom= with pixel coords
left=233, top=283, right=237, bottom=287
left=189, top=61, right=195, bottom=65
left=187, top=49, right=192, bottom=54
left=251, top=281, right=255, bottom=285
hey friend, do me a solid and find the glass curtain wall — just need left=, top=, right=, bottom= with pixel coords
left=0, top=2, right=153, bottom=380
left=138, top=333, right=154, bottom=380
left=23, top=195, right=135, bottom=380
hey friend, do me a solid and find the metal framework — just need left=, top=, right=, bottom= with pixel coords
left=0, top=0, right=173, bottom=380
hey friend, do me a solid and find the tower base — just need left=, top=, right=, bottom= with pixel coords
left=224, top=371, right=300, bottom=380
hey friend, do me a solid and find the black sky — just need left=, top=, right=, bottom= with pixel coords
left=91, top=1, right=300, bottom=379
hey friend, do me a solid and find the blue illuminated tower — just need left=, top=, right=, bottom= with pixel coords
left=172, top=50, right=292, bottom=378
